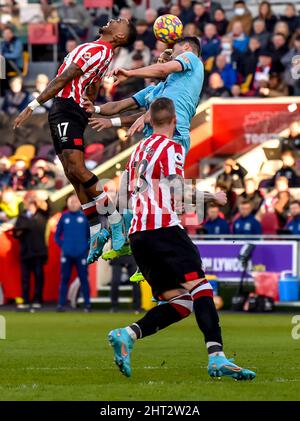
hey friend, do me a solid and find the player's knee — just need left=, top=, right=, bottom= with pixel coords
left=67, top=163, right=87, bottom=183
left=168, top=293, right=193, bottom=318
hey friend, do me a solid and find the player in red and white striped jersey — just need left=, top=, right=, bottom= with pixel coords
left=126, top=133, right=185, bottom=235
left=14, top=18, right=137, bottom=264
left=108, top=97, right=256, bottom=382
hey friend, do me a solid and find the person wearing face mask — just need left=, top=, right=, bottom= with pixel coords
left=227, top=0, right=253, bottom=36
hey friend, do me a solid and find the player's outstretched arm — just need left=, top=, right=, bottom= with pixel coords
left=13, top=63, right=83, bottom=129
left=89, top=112, right=145, bottom=132
left=110, top=61, right=183, bottom=85
left=83, top=97, right=138, bottom=115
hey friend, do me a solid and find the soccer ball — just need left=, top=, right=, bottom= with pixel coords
left=153, top=14, right=183, bottom=44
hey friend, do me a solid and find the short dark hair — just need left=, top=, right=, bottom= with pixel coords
left=124, top=21, right=137, bottom=47
left=207, top=203, right=219, bottom=209
left=290, top=200, right=300, bottom=207
left=240, top=198, right=252, bottom=206
left=177, top=36, right=201, bottom=57
left=150, top=97, right=176, bottom=127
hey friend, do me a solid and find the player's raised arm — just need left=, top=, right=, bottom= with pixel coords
left=13, top=63, right=83, bottom=129
left=111, top=60, right=183, bottom=85
left=89, top=111, right=145, bottom=132
left=83, top=96, right=138, bottom=115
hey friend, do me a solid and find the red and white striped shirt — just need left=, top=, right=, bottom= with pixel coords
left=56, top=40, right=113, bottom=107
left=126, top=134, right=186, bottom=235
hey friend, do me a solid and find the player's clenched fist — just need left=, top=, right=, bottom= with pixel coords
left=214, top=191, right=227, bottom=206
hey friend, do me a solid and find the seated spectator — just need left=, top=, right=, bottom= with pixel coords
left=239, top=37, right=261, bottom=79
left=40, top=0, right=59, bottom=23
left=252, top=50, right=272, bottom=94
left=28, top=159, right=56, bottom=191
left=30, top=74, right=53, bottom=113
left=212, top=8, right=228, bottom=37
left=203, top=72, right=230, bottom=99
left=201, top=23, right=220, bottom=61
left=0, top=157, right=12, bottom=189
left=170, top=4, right=182, bottom=17
left=0, top=187, right=22, bottom=222
left=227, top=0, right=253, bottom=36
left=183, top=23, right=200, bottom=38
left=179, top=0, right=195, bottom=25
left=230, top=21, right=249, bottom=53
left=0, top=27, right=23, bottom=73
left=65, top=38, right=78, bottom=53
left=10, top=159, right=30, bottom=191
left=268, top=32, right=289, bottom=73
left=257, top=1, right=277, bottom=33
left=258, top=72, right=288, bottom=98
left=231, top=84, right=242, bottom=97
left=273, top=21, right=290, bottom=40
left=218, top=35, right=243, bottom=70
left=135, top=19, right=156, bottom=50
left=280, top=3, right=300, bottom=34
left=282, top=34, right=300, bottom=95
left=233, top=199, right=262, bottom=236
left=145, top=8, right=158, bottom=28
left=57, top=0, right=91, bottom=48
left=212, top=53, right=237, bottom=90
left=217, top=158, right=247, bottom=189
left=271, top=150, right=299, bottom=187
left=252, top=18, right=270, bottom=50
left=259, top=176, right=293, bottom=228
left=193, top=2, right=210, bottom=34
left=238, top=178, right=264, bottom=215
left=280, top=121, right=300, bottom=152
left=119, top=7, right=135, bottom=23
left=157, top=0, right=172, bottom=16
left=128, top=40, right=151, bottom=67
left=203, top=1, right=222, bottom=20
left=204, top=204, right=230, bottom=235
left=285, top=200, right=300, bottom=235
left=1, top=76, right=30, bottom=116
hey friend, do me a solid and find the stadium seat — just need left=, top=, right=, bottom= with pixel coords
left=28, top=23, right=59, bottom=63
left=260, top=212, right=279, bottom=235
left=6, top=51, right=30, bottom=78
left=240, top=74, right=253, bottom=95
left=85, top=143, right=104, bottom=163
left=24, top=62, right=58, bottom=89
left=84, top=0, right=113, bottom=8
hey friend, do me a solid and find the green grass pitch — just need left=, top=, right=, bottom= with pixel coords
left=0, top=311, right=300, bottom=401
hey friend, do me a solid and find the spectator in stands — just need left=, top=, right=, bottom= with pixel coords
left=217, top=158, right=247, bottom=189
left=204, top=204, right=230, bottom=235
left=128, top=39, right=151, bottom=67
left=1, top=76, right=30, bottom=116
left=268, top=32, right=289, bottom=73
left=30, top=74, right=53, bottom=113
left=203, top=72, right=230, bottom=99
left=252, top=50, right=272, bottom=94
left=0, top=157, right=12, bottom=189
left=212, top=53, right=237, bottom=90
left=227, top=0, right=253, bottom=36
left=231, top=84, right=242, bottom=97
left=204, top=0, right=222, bottom=20
left=238, top=178, right=264, bottom=215
left=119, top=7, right=134, bottom=23
left=183, top=23, right=200, bottom=38
left=239, top=37, right=261, bottom=80
left=57, top=0, right=91, bottom=49
left=179, top=0, right=195, bottom=25
left=218, top=34, right=242, bottom=70
left=201, top=23, right=221, bottom=61
left=252, top=18, right=270, bottom=50
left=257, top=1, right=277, bottom=33
left=280, top=3, right=300, bottom=34
left=13, top=194, right=49, bottom=309
left=282, top=34, right=300, bottom=95
left=233, top=199, right=262, bottom=236
left=285, top=200, right=300, bottom=235
left=65, top=38, right=78, bottom=53
left=110, top=255, right=141, bottom=313
left=0, top=27, right=23, bottom=73
left=145, top=8, right=158, bottom=27
left=212, top=8, right=228, bottom=37
left=157, top=0, right=172, bottom=16
left=258, top=72, right=288, bottom=98
left=0, top=186, right=22, bottom=222
left=28, top=159, right=56, bottom=190
left=273, top=21, right=290, bottom=40
left=55, top=194, right=90, bottom=312
left=10, top=159, right=30, bottom=191
left=281, top=121, right=300, bottom=152
left=215, top=181, right=238, bottom=221
left=135, top=19, right=156, bottom=50
left=229, top=21, right=249, bottom=53
left=193, top=2, right=210, bottom=34
left=271, top=150, right=299, bottom=187
left=170, top=4, right=181, bottom=17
